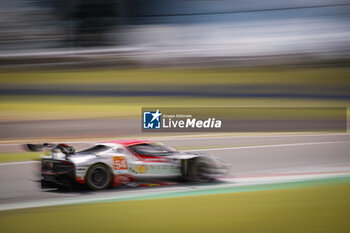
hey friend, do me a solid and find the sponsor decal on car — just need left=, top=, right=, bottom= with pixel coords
left=131, top=165, right=148, bottom=174
left=113, top=156, right=128, bottom=170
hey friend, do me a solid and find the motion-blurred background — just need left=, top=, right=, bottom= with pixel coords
left=1, top=0, right=350, bottom=59
left=1, top=2, right=350, bottom=233
left=0, top=0, right=349, bottom=141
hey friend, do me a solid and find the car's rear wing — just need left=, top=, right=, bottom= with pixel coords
left=25, top=143, right=56, bottom=152
left=25, top=143, right=75, bottom=158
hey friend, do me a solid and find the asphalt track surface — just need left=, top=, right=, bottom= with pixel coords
left=0, top=133, right=349, bottom=208
left=1, top=117, right=346, bottom=140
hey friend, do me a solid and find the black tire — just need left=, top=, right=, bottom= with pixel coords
left=185, top=157, right=214, bottom=182
left=86, top=164, right=112, bottom=190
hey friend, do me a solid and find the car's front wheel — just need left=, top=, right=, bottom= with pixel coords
left=86, top=164, right=112, bottom=190
left=184, top=157, right=214, bottom=182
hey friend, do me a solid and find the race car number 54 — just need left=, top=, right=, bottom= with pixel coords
left=113, top=157, right=128, bottom=170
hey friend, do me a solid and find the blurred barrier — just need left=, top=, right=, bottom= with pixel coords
left=0, top=1, right=349, bottom=67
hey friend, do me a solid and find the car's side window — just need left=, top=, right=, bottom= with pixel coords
left=129, top=143, right=176, bottom=156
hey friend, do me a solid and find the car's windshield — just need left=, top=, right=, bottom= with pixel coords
left=76, top=145, right=111, bottom=155
left=128, top=143, right=177, bottom=156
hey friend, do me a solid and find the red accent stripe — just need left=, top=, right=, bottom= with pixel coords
left=113, top=174, right=135, bottom=188
left=75, top=177, right=85, bottom=184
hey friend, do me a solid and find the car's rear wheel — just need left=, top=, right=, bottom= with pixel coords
left=86, top=164, right=112, bottom=190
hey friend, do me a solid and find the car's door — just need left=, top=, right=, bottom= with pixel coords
left=127, top=143, right=181, bottom=176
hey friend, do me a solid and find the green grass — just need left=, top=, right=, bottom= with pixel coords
left=0, top=67, right=349, bottom=86
left=0, top=180, right=349, bottom=233
left=0, top=152, right=41, bottom=162
left=0, top=95, right=349, bottom=121
left=0, top=67, right=349, bottom=121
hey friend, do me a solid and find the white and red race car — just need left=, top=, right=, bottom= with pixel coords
left=26, top=140, right=227, bottom=190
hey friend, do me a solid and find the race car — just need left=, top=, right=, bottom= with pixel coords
left=26, top=140, right=228, bottom=190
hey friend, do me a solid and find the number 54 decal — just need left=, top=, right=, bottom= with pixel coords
left=113, top=156, right=128, bottom=170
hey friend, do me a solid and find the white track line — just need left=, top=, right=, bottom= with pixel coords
left=184, top=140, right=349, bottom=152
left=0, top=133, right=349, bottom=145
left=155, top=133, right=350, bottom=141
left=0, top=140, right=348, bottom=166
left=0, top=161, right=39, bottom=166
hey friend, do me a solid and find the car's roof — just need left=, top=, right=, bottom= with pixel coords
left=104, top=139, right=153, bottom=146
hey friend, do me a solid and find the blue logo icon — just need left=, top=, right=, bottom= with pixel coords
left=143, top=109, right=162, bottom=129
